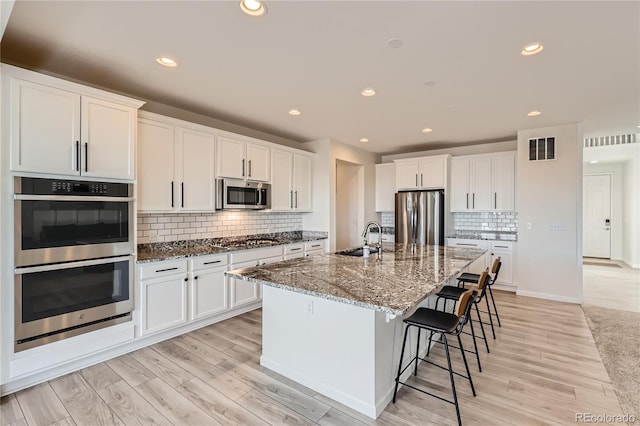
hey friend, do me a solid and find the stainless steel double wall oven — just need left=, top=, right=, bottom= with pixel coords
left=14, top=177, right=135, bottom=351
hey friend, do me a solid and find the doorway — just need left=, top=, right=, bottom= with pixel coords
left=583, top=174, right=612, bottom=259
left=335, top=160, right=364, bottom=251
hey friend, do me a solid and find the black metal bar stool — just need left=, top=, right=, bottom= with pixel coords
left=458, top=257, right=502, bottom=329
left=435, top=268, right=492, bottom=372
left=393, top=289, right=477, bottom=426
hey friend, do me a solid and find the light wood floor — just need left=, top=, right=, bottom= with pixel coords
left=583, top=259, right=640, bottom=313
left=1, top=290, right=626, bottom=426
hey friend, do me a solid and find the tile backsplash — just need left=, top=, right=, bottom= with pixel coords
left=381, top=212, right=395, bottom=227
left=452, top=211, right=518, bottom=232
left=137, top=211, right=303, bottom=244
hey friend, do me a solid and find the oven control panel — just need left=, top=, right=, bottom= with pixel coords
left=18, top=177, right=130, bottom=197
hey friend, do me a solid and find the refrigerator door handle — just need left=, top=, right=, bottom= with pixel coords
left=415, top=174, right=418, bottom=187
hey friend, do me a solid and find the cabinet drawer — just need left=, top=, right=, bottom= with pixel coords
left=446, top=239, right=489, bottom=249
left=230, top=246, right=283, bottom=264
left=304, top=240, right=325, bottom=252
left=491, top=241, right=514, bottom=251
left=190, top=254, right=228, bottom=271
left=139, top=260, right=187, bottom=280
left=284, top=244, right=304, bottom=255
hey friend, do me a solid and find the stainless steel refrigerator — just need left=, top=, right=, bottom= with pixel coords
left=395, top=190, right=445, bottom=245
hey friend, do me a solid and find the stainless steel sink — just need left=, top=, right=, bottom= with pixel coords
left=335, top=247, right=379, bottom=257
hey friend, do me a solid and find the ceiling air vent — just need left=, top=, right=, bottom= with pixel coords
left=528, top=137, right=555, bottom=161
left=584, top=133, right=638, bottom=148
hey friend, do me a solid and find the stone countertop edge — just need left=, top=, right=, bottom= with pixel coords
left=226, top=245, right=485, bottom=316
left=137, top=232, right=328, bottom=263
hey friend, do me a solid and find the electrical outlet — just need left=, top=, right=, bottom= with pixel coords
left=527, top=222, right=533, bottom=230
left=306, top=300, right=313, bottom=315
left=549, top=224, right=566, bottom=231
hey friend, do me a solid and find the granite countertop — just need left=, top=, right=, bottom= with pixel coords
left=226, top=244, right=486, bottom=316
left=447, top=231, right=518, bottom=241
left=137, top=231, right=328, bottom=263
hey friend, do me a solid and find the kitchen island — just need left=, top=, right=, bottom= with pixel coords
left=227, top=244, right=485, bottom=419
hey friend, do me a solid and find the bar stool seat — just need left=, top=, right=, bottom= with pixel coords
left=457, top=257, right=502, bottom=329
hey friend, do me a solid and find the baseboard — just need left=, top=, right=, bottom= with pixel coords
left=492, top=284, right=516, bottom=292
left=516, top=290, right=581, bottom=304
left=621, top=259, right=640, bottom=269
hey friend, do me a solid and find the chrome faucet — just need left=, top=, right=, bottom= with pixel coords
left=361, top=221, right=383, bottom=261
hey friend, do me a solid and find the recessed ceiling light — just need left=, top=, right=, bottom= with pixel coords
left=527, top=110, right=542, bottom=117
left=156, top=57, right=177, bottom=67
left=637, top=125, right=640, bottom=128
left=360, top=138, right=369, bottom=143
left=240, top=0, right=267, bottom=16
left=288, top=109, right=301, bottom=116
left=361, top=88, right=376, bottom=97
left=422, top=128, right=433, bottom=133
left=423, top=81, right=436, bottom=87
left=521, top=42, right=544, bottom=56
left=589, top=160, right=599, bottom=164
left=387, top=38, right=403, bottom=49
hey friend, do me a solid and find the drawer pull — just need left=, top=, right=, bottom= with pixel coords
left=290, top=248, right=302, bottom=251
left=311, top=244, right=321, bottom=248
left=456, top=243, right=477, bottom=246
left=203, top=260, right=222, bottom=265
left=155, top=267, right=179, bottom=273
left=494, top=245, right=509, bottom=248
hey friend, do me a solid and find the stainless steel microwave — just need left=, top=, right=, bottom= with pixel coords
left=216, top=178, right=271, bottom=210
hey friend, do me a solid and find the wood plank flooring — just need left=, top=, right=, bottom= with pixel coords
left=1, top=290, right=627, bottom=426
left=582, top=259, right=640, bottom=312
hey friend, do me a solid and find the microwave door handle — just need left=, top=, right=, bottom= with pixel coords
left=257, top=188, right=262, bottom=206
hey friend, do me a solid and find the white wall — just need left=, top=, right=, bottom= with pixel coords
left=0, top=0, right=14, bottom=40
left=583, top=163, right=623, bottom=261
left=516, top=123, right=583, bottom=303
left=303, top=139, right=379, bottom=252
left=381, top=140, right=516, bottom=163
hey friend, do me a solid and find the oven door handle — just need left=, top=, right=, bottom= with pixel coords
left=15, top=255, right=134, bottom=274
left=14, top=195, right=135, bottom=202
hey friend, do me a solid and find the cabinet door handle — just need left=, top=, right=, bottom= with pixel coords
left=295, top=191, right=298, bottom=208
left=181, top=182, right=184, bottom=208
left=466, top=193, right=469, bottom=209
left=248, top=159, right=252, bottom=177
left=494, top=192, right=497, bottom=209
left=171, top=181, right=174, bottom=208
left=242, top=159, right=245, bottom=177
left=75, top=140, right=80, bottom=171
left=156, top=267, right=178, bottom=273
left=194, top=276, right=198, bottom=280
left=184, top=277, right=188, bottom=282
left=472, top=193, right=475, bottom=209
left=415, top=174, right=418, bottom=187
left=203, top=260, right=222, bottom=265
left=421, top=173, right=423, bottom=187
left=84, top=142, right=88, bottom=172
left=290, top=190, right=293, bottom=208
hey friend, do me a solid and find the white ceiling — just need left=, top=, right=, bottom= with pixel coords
left=2, top=1, right=639, bottom=154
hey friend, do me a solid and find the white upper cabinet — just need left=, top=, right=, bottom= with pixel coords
left=491, top=153, right=516, bottom=211
left=217, top=137, right=270, bottom=181
left=137, top=113, right=216, bottom=212
left=450, top=152, right=516, bottom=212
left=138, top=119, right=176, bottom=211
left=81, top=96, right=137, bottom=180
left=375, top=163, right=396, bottom=212
left=177, top=126, right=216, bottom=211
left=5, top=65, right=143, bottom=180
left=270, top=149, right=312, bottom=211
left=394, top=155, right=448, bottom=191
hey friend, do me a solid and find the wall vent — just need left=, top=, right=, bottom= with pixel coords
left=528, top=137, right=555, bottom=161
left=584, top=133, right=638, bottom=148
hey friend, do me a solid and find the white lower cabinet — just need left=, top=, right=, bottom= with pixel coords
left=139, top=260, right=189, bottom=335
left=189, top=254, right=229, bottom=321
left=229, top=246, right=284, bottom=309
left=490, top=241, right=515, bottom=285
left=446, top=239, right=490, bottom=273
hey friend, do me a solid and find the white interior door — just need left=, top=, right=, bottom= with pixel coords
left=583, top=174, right=611, bottom=258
